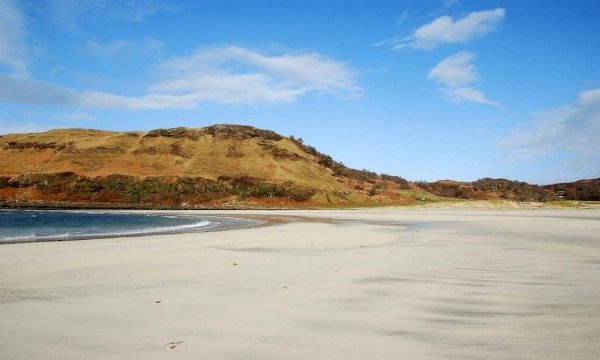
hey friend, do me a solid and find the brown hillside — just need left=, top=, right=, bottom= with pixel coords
left=543, top=179, right=600, bottom=201
left=415, top=178, right=554, bottom=202
left=0, top=125, right=428, bottom=208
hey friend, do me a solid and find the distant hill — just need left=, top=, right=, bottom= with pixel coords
left=543, top=179, right=600, bottom=201
left=0, top=125, right=597, bottom=208
left=415, top=178, right=600, bottom=202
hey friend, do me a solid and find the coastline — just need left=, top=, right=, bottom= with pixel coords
left=0, top=210, right=278, bottom=245
left=1, top=208, right=599, bottom=359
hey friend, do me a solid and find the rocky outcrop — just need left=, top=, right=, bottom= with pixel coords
left=144, top=127, right=204, bottom=140
left=203, top=124, right=282, bottom=140
left=3, top=141, right=75, bottom=151
left=144, top=125, right=283, bottom=141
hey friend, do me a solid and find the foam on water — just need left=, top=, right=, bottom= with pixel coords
left=0, top=210, right=218, bottom=244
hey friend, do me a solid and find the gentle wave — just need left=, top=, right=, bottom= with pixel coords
left=0, top=218, right=217, bottom=244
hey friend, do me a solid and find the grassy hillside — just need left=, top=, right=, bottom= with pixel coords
left=0, top=125, right=432, bottom=208
left=2, top=124, right=595, bottom=208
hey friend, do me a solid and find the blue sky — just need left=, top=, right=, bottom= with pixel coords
left=0, top=0, right=599, bottom=184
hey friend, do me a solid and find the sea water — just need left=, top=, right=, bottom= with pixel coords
left=0, top=210, right=219, bottom=244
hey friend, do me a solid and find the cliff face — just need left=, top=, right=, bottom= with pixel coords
left=0, top=125, right=420, bottom=208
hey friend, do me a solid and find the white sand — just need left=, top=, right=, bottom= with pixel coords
left=1, top=208, right=599, bottom=359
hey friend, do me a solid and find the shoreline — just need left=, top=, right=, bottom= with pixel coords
left=2, top=198, right=599, bottom=212
left=2, top=204, right=598, bottom=245
left=0, top=210, right=285, bottom=245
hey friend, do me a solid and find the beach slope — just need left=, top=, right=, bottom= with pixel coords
left=1, top=209, right=599, bottom=359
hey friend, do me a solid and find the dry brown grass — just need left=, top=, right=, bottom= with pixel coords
left=0, top=126, right=430, bottom=207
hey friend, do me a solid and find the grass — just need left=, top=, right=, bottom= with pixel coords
left=542, top=200, right=600, bottom=208
left=396, top=189, right=457, bottom=202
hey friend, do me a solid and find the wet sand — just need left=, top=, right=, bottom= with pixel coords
left=1, top=208, right=599, bottom=359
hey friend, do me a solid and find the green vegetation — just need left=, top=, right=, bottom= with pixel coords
left=1, top=172, right=315, bottom=206
left=289, top=136, right=410, bottom=188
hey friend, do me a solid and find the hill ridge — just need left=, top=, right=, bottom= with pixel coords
left=0, top=124, right=598, bottom=208
left=0, top=124, right=417, bottom=208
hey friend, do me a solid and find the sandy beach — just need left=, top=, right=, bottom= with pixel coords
left=1, top=208, right=599, bottom=359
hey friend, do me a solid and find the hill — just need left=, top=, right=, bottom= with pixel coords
left=415, top=178, right=600, bottom=202
left=543, top=179, right=600, bottom=201
left=0, top=125, right=431, bottom=208
left=1, top=124, right=597, bottom=209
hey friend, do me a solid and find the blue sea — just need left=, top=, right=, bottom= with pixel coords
left=0, top=210, right=223, bottom=244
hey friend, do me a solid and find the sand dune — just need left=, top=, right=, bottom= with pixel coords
left=1, top=208, right=599, bottom=359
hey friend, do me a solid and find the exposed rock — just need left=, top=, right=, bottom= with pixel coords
left=143, top=125, right=283, bottom=141
left=82, top=146, right=124, bottom=154
left=258, top=141, right=304, bottom=161
left=3, top=141, right=75, bottom=151
left=144, top=127, right=203, bottom=140
left=133, top=147, right=158, bottom=155
left=203, top=124, right=282, bottom=140
left=226, top=146, right=243, bottom=158
left=169, top=143, right=193, bottom=158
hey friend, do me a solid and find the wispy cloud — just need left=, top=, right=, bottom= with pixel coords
left=386, top=8, right=505, bottom=50
left=441, top=87, right=498, bottom=106
left=441, top=0, right=461, bottom=9
left=428, top=52, right=499, bottom=106
left=0, top=0, right=28, bottom=75
left=500, top=88, right=600, bottom=163
left=396, top=11, right=410, bottom=26
left=0, top=46, right=362, bottom=110
left=86, top=37, right=164, bottom=59
left=153, top=46, right=362, bottom=104
left=44, top=0, right=179, bottom=30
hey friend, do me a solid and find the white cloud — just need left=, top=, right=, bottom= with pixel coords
left=392, top=8, right=505, bottom=50
left=441, top=86, right=499, bottom=106
left=86, top=37, right=163, bottom=58
left=500, top=88, right=600, bottom=161
left=154, top=46, right=362, bottom=103
left=0, top=46, right=361, bottom=110
left=428, top=52, right=498, bottom=106
left=428, top=51, right=477, bottom=86
left=0, top=0, right=28, bottom=75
